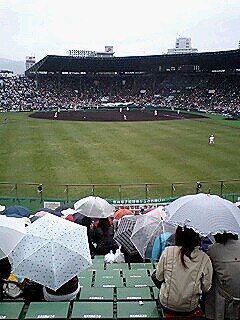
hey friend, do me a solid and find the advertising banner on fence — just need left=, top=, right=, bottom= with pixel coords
left=109, top=197, right=176, bottom=214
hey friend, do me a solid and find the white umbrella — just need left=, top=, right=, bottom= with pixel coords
left=11, top=213, right=92, bottom=290
left=235, top=202, right=240, bottom=208
left=0, top=216, right=26, bottom=259
left=74, top=196, right=114, bottom=218
left=165, top=193, right=240, bottom=236
left=61, top=208, right=77, bottom=218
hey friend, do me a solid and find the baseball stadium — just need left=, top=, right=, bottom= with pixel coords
left=0, top=48, right=240, bottom=318
left=0, top=49, right=239, bottom=209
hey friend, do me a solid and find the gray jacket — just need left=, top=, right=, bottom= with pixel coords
left=205, top=240, right=240, bottom=320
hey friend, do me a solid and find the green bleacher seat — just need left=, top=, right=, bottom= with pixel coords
left=117, top=301, right=159, bottom=319
left=93, top=255, right=105, bottom=260
left=152, top=287, right=159, bottom=300
left=94, top=275, right=124, bottom=288
left=71, top=302, right=113, bottom=319
left=130, top=263, right=155, bottom=270
left=79, top=287, right=114, bottom=301
left=94, top=269, right=121, bottom=277
left=25, top=302, right=70, bottom=320
left=91, top=259, right=105, bottom=265
left=105, top=263, right=130, bottom=271
left=78, top=269, right=94, bottom=276
left=117, top=287, right=152, bottom=300
left=0, top=302, right=24, bottom=320
left=88, top=260, right=105, bottom=270
left=78, top=274, right=93, bottom=287
left=122, top=269, right=148, bottom=277
left=125, top=274, right=155, bottom=287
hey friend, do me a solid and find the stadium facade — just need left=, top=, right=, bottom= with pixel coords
left=26, top=49, right=240, bottom=76
left=167, top=37, right=198, bottom=55
left=24, top=50, right=240, bottom=111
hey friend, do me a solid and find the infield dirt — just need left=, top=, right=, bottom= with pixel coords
left=29, top=110, right=207, bottom=122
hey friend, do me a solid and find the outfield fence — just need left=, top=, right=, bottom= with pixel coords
left=0, top=179, right=239, bottom=205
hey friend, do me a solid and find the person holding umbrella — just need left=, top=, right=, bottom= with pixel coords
left=11, top=214, right=92, bottom=301
left=75, top=216, right=95, bottom=258
left=159, top=193, right=240, bottom=316
left=43, top=275, right=79, bottom=302
left=155, top=226, right=213, bottom=315
left=0, top=257, right=11, bottom=300
left=92, top=218, right=117, bottom=255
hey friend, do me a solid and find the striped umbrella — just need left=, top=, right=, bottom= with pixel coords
left=113, top=215, right=140, bottom=254
left=165, top=193, right=240, bottom=236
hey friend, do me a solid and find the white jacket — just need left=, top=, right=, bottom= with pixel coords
left=156, top=246, right=213, bottom=312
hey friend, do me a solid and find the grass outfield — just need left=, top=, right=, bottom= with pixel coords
left=0, top=111, right=239, bottom=199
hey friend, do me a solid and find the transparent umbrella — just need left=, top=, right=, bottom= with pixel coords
left=145, top=206, right=166, bottom=218
left=165, top=193, right=240, bottom=236
left=74, top=196, right=114, bottom=218
left=11, top=213, right=92, bottom=290
left=130, top=210, right=175, bottom=259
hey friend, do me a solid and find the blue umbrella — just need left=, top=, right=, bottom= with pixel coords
left=1, top=206, right=30, bottom=218
left=151, top=232, right=174, bottom=261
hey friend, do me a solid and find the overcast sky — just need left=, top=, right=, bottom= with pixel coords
left=1, top=0, right=240, bottom=62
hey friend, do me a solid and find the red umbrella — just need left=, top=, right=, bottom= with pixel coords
left=65, top=214, right=74, bottom=222
left=114, top=209, right=133, bottom=220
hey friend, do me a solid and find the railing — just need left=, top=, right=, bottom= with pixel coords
left=0, top=179, right=239, bottom=203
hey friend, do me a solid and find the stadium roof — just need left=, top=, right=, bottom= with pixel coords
left=26, top=49, right=240, bottom=75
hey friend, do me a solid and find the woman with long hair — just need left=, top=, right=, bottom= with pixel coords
left=155, top=226, right=213, bottom=315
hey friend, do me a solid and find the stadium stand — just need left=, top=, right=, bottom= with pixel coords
left=0, top=49, right=240, bottom=117
left=0, top=74, right=239, bottom=117
left=1, top=256, right=205, bottom=319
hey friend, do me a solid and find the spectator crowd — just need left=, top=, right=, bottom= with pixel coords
left=0, top=74, right=239, bottom=117
left=0, top=197, right=240, bottom=319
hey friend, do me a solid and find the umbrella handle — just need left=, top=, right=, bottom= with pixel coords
left=161, top=218, right=165, bottom=233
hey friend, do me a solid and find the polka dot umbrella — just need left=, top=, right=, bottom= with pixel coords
left=0, top=215, right=26, bottom=260
left=10, top=213, right=92, bottom=291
